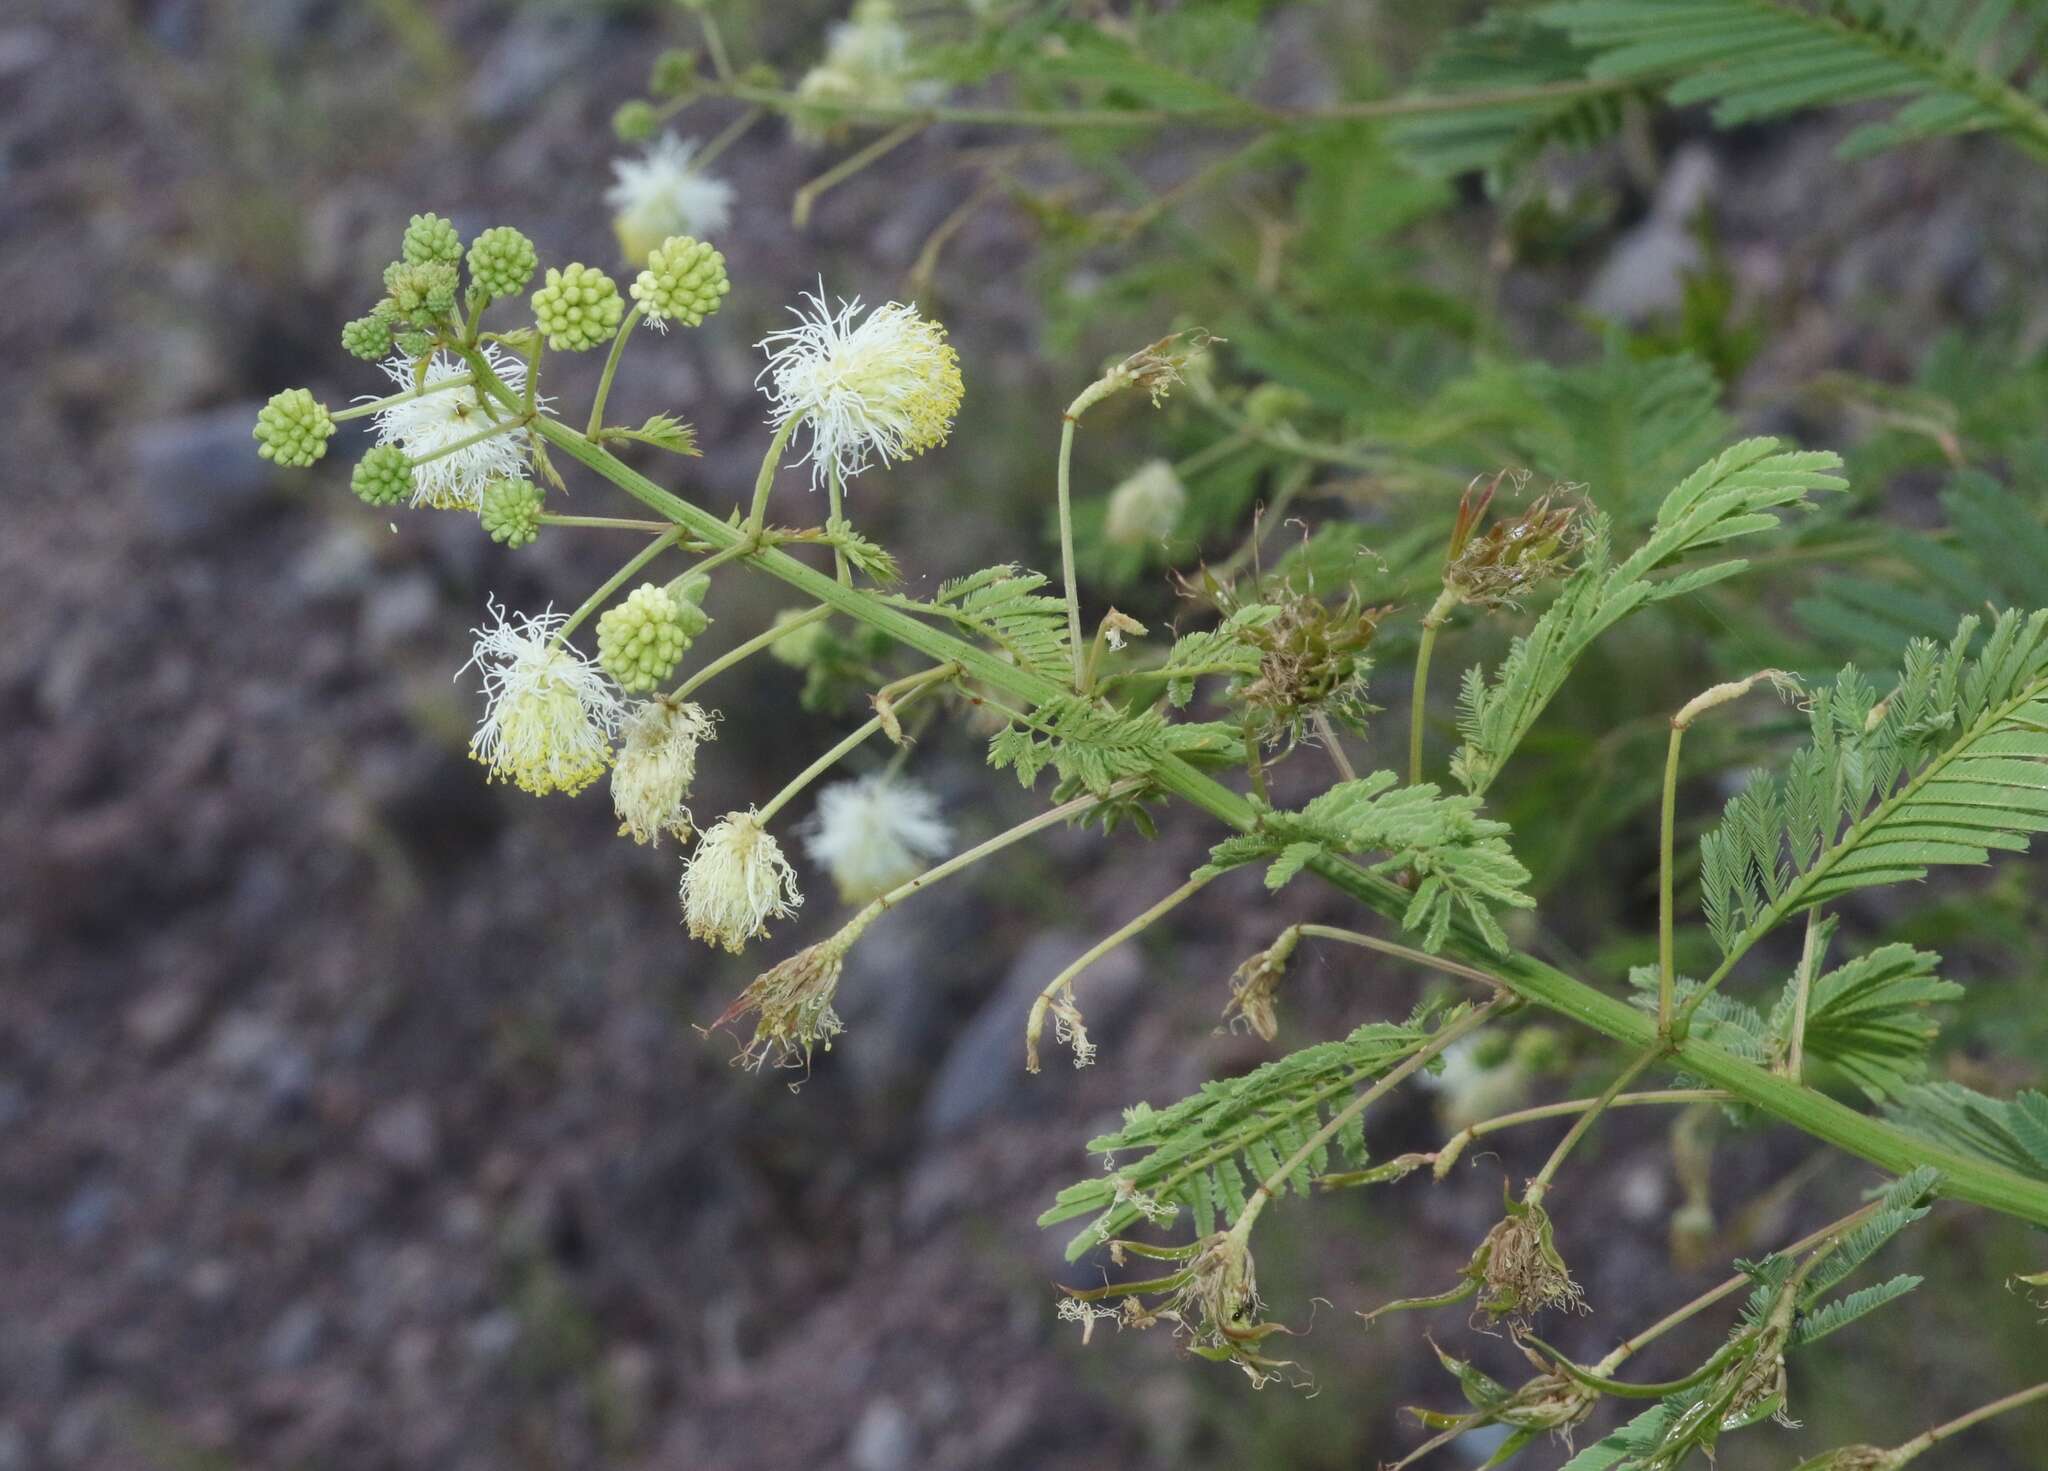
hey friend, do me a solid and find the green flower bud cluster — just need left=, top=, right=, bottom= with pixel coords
left=383, top=258, right=458, bottom=320
left=598, top=583, right=708, bottom=692
left=252, top=388, right=335, bottom=467
left=480, top=477, right=544, bottom=547
left=532, top=264, right=624, bottom=351
left=613, top=100, right=658, bottom=142
left=466, top=226, right=537, bottom=301
left=340, top=312, right=394, bottom=361
left=401, top=212, right=463, bottom=267
left=631, top=236, right=729, bottom=328
left=351, top=444, right=414, bottom=506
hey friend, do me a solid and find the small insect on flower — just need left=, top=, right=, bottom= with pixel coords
left=612, top=697, right=716, bottom=846
left=463, top=600, right=623, bottom=797
left=803, top=772, right=950, bottom=904
left=757, top=285, right=964, bottom=488
left=607, top=133, right=735, bottom=265
left=681, top=810, right=803, bottom=952
left=368, top=346, right=532, bottom=511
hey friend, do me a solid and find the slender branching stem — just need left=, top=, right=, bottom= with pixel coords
left=696, top=6, right=735, bottom=83
left=794, top=122, right=926, bottom=228
left=1313, top=712, right=1357, bottom=782
left=1434, top=1089, right=1731, bottom=1174
left=1293, top=923, right=1504, bottom=989
left=1895, top=1380, right=2048, bottom=1457
left=1522, top=1046, right=1661, bottom=1208
left=536, top=513, right=685, bottom=533
left=1232, top=994, right=1511, bottom=1237
left=1784, top=904, right=1826, bottom=1082
left=1409, top=588, right=1459, bottom=786
left=1055, top=418, right=1087, bottom=688
left=1024, top=872, right=1214, bottom=1072
left=754, top=667, right=949, bottom=825
left=405, top=414, right=531, bottom=469
left=586, top=305, right=646, bottom=437
left=672, top=602, right=831, bottom=700
left=551, top=528, right=683, bottom=645
left=746, top=416, right=800, bottom=538
left=331, top=373, right=475, bottom=421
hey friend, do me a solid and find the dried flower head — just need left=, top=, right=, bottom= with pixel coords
left=709, top=933, right=851, bottom=1072
left=1476, top=1198, right=1585, bottom=1325
left=368, top=346, right=531, bottom=511
left=757, top=285, right=964, bottom=488
left=1113, top=328, right=1217, bottom=406
left=681, top=810, right=803, bottom=952
left=462, top=600, right=623, bottom=797
left=607, top=133, right=734, bottom=265
left=1104, top=459, right=1187, bottom=547
left=1220, top=925, right=1299, bottom=1042
left=1443, top=471, right=1582, bottom=609
left=803, top=772, right=950, bottom=904
left=612, top=698, right=716, bottom=846
left=1185, top=566, right=1386, bottom=748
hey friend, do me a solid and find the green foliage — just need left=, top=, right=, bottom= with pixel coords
left=1200, top=772, right=1535, bottom=952
left=1698, top=609, right=2048, bottom=963
left=1773, top=943, right=1960, bottom=1101
left=1886, top=1082, right=2048, bottom=1182
left=1453, top=439, right=1845, bottom=795
left=596, top=413, right=700, bottom=457
left=898, top=564, right=1071, bottom=679
left=988, top=693, right=1241, bottom=797
left=1038, top=1005, right=1455, bottom=1259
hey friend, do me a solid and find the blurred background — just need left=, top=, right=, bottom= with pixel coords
left=5, top=1, right=2047, bottom=1468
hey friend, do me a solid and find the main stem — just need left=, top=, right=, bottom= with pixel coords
left=522, top=412, right=2048, bottom=1227
left=1898, top=1380, right=2048, bottom=1455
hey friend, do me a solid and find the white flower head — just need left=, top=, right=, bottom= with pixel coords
left=681, top=810, right=803, bottom=952
left=462, top=600, right=623, bottom=797
left=612, top=698, right=718, bottom=846
left=607, top=133, right=734, bottom=265
left=757, top=285, right=964, bottom=488
left=792, top=1, right=943, bottom=144
left=803, top=772, right=950, bottom=904
left=1104, top=459, right=1188, bottom=547
left=369, top=346, right=531, bottom=511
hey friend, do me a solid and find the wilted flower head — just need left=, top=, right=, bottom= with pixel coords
left=1111, top=328, right=1217, bottom=406
left=709, top=934, right=852, bottom=1072
left=606, top=133, right=734, bottom=265
left=612, top=698, right=717, bottom=846
left=758, top=286, right=963, bottom=488
left=1476, top=1197, right=1585, bottom=1325
left=681, top=810, right=803, bottom=952
left=1104, top=459, right=1187, bottom=548
left=1182, top=564, right=1386, bottom=749
left=463, top=600, right=623, bottom=796
left=803, top=772, right=950, bottom=904
left=1220, top=925, right=1299, bottom=1042
left=1443, top=471, right=1582, bottom=609
left=369, top=346, right=532, bottom=511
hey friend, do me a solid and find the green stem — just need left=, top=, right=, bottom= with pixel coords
left=1783, top=905, right=1825, bottom=1082
left=1438, top=1089, right=1730, bottom=1167
left=406, top=415, right=530, bottom=469
left=552, top=527, right=683, bottom=645
left=746, top=416, right=800, bottom=537
left=1294, top=923, right=1506, bottom=990
left=793, top=122, right=926, bottom=229
left=537, top=513, right=683, bottom=533
left=586, top=305, right=645, bottom=437
left=1055, top=417, right=1087, bottom=689
left=1895, top=1380, right=2048, bottom=1458
left=753, top=665, right=951, bottom=826
left=672, top=601, right=830, bottom=700
left=522, top=413, right=2048, bottom=1227
left=1409, top=589, right=1458, bottom=786
left=1658, top=720, right=1684, bottom=1036
left=828, top=464, right=850, bottom=586
left=331, top=373, right=476, bottom=422
left=1025, top=871, right=1213, bottom=1072
left=693, top=104, right=761, bottom=168
left=1523, top=1047, right=1661, bottom=1208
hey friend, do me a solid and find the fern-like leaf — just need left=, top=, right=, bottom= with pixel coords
left=1768, top=943, right=1960, bottom=1101
left=897, top=564, right=1072, bottom=678
left=1885, top=1082, right=2048, bottom=1182
left=1791, top=1272, right=1923, bottom=1346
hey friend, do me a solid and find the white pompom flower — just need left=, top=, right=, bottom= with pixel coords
left=612, top=698, right=717, bottom=846
left=607, top=133, right=735, bottom=265
left=368, top=346, right=532, bottom=511
left=756, top=285, right=964, bottom=488
left=803, top=773, right=950, bottom=904
left=462, top=600, right=623, bottom=797
left=681, top=810, right=803, bottom=953
left=1104, top=459, right=1188, bottom=547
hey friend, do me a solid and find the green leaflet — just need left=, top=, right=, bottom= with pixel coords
left=986, top=693, right=1242, bottom=796
left=1770, top=943, right=1961, bottom=1102
left=1199, top=771, right=1535, bottom=952
left=1539, top=0, right=2048, bottom=160
left=1699, top=608, right=2048, bottom=965
left=1038, top=1007, right=1455, bottom=1260
left=1453, top=438, right=1844, bottom=797
left=889, top=564, right=1072, bottom=679
left=1885, top=1082, right=2048, bottom=1183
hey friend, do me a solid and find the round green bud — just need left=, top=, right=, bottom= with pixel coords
left=1510, top=1024, right=1566, bottom=1075
left=395, top=329, right=435, bottom=360
left=401, top=212, right=463, bottom=267
left=649, top=48, right=699, bottom=98
left=1470, top=1031, right=1515, bottom=1071
left=466, top=226, right=537, bottom=301
left=612, top=99, right=658, bottom=142
left=351, top=444, right=414, bottom=506
left=674, top=572, right=711, bottom=607
left=767, top=608, right=830, bottom=668
left=531, top=263, right=624, bottom=351
left=1243, top=382, right=1311, bottom=428
left=630, top=236, right=729, bottom=328
left=252, top=388, right=335, bottom=467
left=384, top=259, right=459, bottom=320
left=480, top=476, right=544, bottom=547
left=597, top=583, right=699, bottom=692
left=341, top=313, right=394, bottom=362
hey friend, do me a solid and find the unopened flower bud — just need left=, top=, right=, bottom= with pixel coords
left=597, top=583, right=704, bottom=693
left=1242, top=382, right=1310, bottom=428
left=466, top=226, right=537, bottom=300
left=401, top=212, right=463, bottom=267
left=351, top=444, right=413, bottom=506
left=253, top=388, right=335, bottom=467
left=767, top=609, right=830, bottom=668
left=612, top=99, right=659, bottom=143
left=480, top=476, right=544, bottom=547
left=631, top=235, right=729, bottom=329
left=531, top=263, right=625, bottom=351
left=384, top=258, right=459, bottom=319
left=341, top=313, right=394, bottom=361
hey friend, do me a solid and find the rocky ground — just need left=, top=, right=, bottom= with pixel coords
left=5, top=3, right=2045, bottom=1470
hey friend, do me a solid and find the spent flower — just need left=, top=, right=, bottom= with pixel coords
left=681, top=810, right=803, bottom=952
left=757, top=285, right=963, bottom=488
left=803, top=772, right=950, bottom=904
left=367, top=345, right=532, bottom=510
left=612, top=697, right=716, bottom=846
left=607, top=133, right=734, bottom=265
left=710, top=931, right=855, bottom=1071
left=462, top=600, right=623, bottom=797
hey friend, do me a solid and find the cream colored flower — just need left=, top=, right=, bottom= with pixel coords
left=803, top=772, right=950, bottom=904
left=612, top=698, right=717, bottom=846
left=791, top=1, right=943, bottom=144
left=463, top=601, right=622, bottom=796
left=1104, top=459, right=1187, bottom=547
left=606, top=133, right=734, bottom=265
left=681, top=810, right=803, bottom=952
left=757, top=285, right=963, bottom=488
left=367, top=346, right=531, bottom=511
